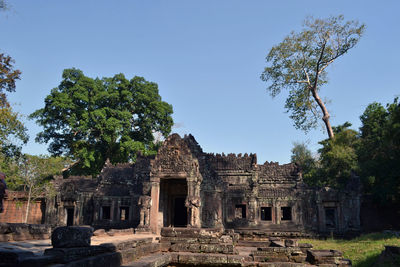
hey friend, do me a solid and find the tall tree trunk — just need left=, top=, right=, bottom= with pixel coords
left=311, top=86, right=334, bottom=139
left=25, top=186, right=31, bottom=223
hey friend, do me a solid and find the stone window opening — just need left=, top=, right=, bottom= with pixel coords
left=101, top=206, right=111, bottom=220
left=260, top=207, right=272, bottom=221
left=281, top=207, right=292, bottom=221
left=120, top=207, right=129, bottom=221
left=235, top=204, right=246, bottom=219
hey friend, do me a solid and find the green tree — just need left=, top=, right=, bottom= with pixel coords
left=30, top=68, right=173, bottom=176
left=15, top=154, right=69, bottom=222
left=317, top=122, right=359, bottom=187
left=0, top=0, right=9, bottom=11
left=358, top=99, right=400, bottom=205
left=261, top=15, right=365, bottom=138
left=302, top=122, right=359, bottom=188
left=0, top=53, right=28, bottom=157
left=290, top=142, right=316, bottom=182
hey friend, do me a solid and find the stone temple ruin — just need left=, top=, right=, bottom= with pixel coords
left=46, top=134, right=361, bottom=237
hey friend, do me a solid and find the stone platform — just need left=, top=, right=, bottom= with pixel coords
left=0, top=227, right=353, bottom=267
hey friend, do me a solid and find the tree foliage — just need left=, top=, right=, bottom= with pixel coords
left=1, top=154, right=70, bottom=191
left=290, top=142, right=316, bottom=181
left=30, top=68, right=173, bottom=176
left=0, top=53, right=28, bottom=157
left=316, top=122, right=359, bottom=187
left=0, top=154, right=70, bottom=222
left=297, top=98, right=399, bottom=206
left=261, top=15, right=365, bottom=138
left=297, top=123, right=359, bottom=188
left=358, top=99, right=400, bottom=205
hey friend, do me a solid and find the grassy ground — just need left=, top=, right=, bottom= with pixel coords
left=300, top=232, right=400, bottom=267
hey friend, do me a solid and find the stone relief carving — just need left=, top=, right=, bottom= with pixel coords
left=185, top=196, right=201, bottom=227
left=138, top=195, right=152, bottom=227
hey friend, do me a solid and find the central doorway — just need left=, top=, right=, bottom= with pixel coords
left=173, top=197, right=187, bottom=227
left=160, top=179, right=188, bottom=227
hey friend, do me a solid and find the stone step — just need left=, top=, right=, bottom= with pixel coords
left=119, top=243, right=161, bottom=264
left=100, top=237, right=153, bottom=251
left=122, top=253, right=171, bottom=267
left=169, top=251, right=246, bottom=266
left=237, top=240, right=271, bottom=247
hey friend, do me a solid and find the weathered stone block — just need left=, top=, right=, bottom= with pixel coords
left=257, top=255, right=290, bottom=262
left=101, top=237, right=152, bottom=251
left=270, top=240, right=285, bottom=247
left=298, top=243, right=313, bottom=253
left=170, top=243, right=201, bottom=253
left=338, top=259, right=352, bottom=266
left=198, top=237, right=220, bottom=244
left=51, top=226, right=93, bottom=248
left=284, top=239, right=298, bottom=247
left=169, top=252, right=179, bottom=263
left=290, top=255, right=307, bottom=263
left=44, top=246, right=112, bottom=263
left=159, top=242, right=171, bottom=252
left=18, top=254, right=60, bottom=267
left=160, top=227, right=176, bottom=237
left=61, top=251, right=121, bottom=267
left=199, top=244, right=235, bottom=254
left=0, top=248, right=34, bottom=266
left=227, top=255, right=246, bottom=264
left=119, top=243, right=160, bottom=264
left=160, top=236, right=197, bottom=243
left=306, top=250, right=342, bottom=265
left=178, top=253, right=228, bottom=265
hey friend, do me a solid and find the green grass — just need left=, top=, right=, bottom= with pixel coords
left=300, top=232, right=400, bottom=267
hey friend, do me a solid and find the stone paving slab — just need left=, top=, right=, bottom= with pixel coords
left=0, top=233, right=158, bottom=257
left=122, top=253, right=171, bottom=267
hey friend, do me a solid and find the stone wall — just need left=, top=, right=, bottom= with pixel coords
left=0, top=191, right=45, bottom=224
left=39, top=133, right=361, bottom=236
left=0, top=223, right=51, bottom=241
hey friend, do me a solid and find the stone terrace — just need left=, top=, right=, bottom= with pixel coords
left=0, top=226, right=353, bottom=267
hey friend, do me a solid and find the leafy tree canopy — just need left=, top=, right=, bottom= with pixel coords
left=261, top=15, right=365, bottom=138
left=300, top=122, right=359, bottom=188
left=0, top=53, right=28, bottom=157
left=358, top=98, right=400, bottom=205
left=0, top=154, right=70, bottom=191
left=30, top=68, right=173, bottom=176
left=290, top=142, right=316, bottom=178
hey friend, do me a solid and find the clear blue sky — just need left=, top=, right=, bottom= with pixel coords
left=1, top=1, right=399, bottom=164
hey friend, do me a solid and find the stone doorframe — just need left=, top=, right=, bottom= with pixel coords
left=149, top=171, right=202, bottom=234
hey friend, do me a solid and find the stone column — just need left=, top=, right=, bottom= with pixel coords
left=110, top=198, right=116, bottom=222
left=248, top=196, right=257, bottom=226
left=149, top=181, right=160, bottom=234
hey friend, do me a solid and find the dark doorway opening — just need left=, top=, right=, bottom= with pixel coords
left=102, top=206, right=111, bottom=220
left=160, top=179, right=188, bottom=227
left=66, top=207, right=74, bottom=226
left=173, top=197, right=187, bottom=227
left=325, top=208, right=336, bottom=228
left=281, top=207, right=292, bottom=221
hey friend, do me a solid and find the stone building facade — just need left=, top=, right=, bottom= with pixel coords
left=45, top=134, right=361, bottom=235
